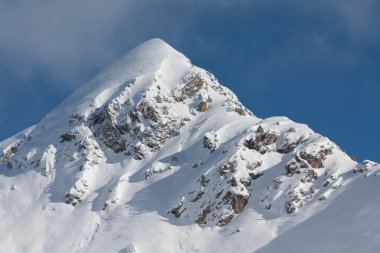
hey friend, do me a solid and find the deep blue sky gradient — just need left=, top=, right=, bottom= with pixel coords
left=0, top=0, right=379, bottom=161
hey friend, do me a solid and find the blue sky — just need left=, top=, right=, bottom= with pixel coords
left=0, top=0, right=379, bottom=161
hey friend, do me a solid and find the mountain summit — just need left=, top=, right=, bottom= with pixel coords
left=1, top=39, right=379, bottom=253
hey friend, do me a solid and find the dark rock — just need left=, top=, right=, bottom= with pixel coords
left=273, top=178, right=282, bottom=189
left=244, top=131, right=277, bottom=153
left=191, top=192, right=205, bottom=202
left=137, top=100, right=158, bottom=120
left=176, top=75, right=204, bottom=102
left=199, top=175, right=210, bottom=187
left=285, top=201, right=296, bottom=214
left=301, top=169, right=318, bottom=183
left=240, top=178, right=251, bottom=187
left=171, top=201, right=185, bottom=218
left=264, top=133, right=278, bottom=145
left=215, top=190, right=224, bottom=199
left=285, top=161, right=300, bottom=176
left=234, top=106, right=246, bottom=116
left=219, top=160, right=237, bottom=175
left=60, top=132, right=76, bottom=143
left=249, top=172, right=264, bottom=180
left=0, top=148, right=16, bottom=164
left=196, top=206, right=211, bottom=224
left=285, top=195, right=300, bottom=214
left=119, top=122, right=132, bottom=133
left=65, top=193, right=81, bottom=206
left=197, top=101, right=209, bottom=112
left=6, top=161, right=13, bottom=169
left=203, top=135, right=217, bottom=152
left=244, top=136, right=262, bottom=151
left=230, top=177, right=238, bottom=187
left=102, top=123, right=126, bottom=153
left=300, top=148, right=333, bottom=168
left=277, top=142, right=297, bottom=154
left=218, top=213, right=234, bottom=226
left=10, top=146, right=18, bottom=154
left=223, top=191, right=248, bottom=214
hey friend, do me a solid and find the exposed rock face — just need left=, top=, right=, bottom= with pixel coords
left=89, top=88, right=186, bottom=155
left=174, top=74, right=204, bottom=102
left=224, top=191, right=249, bottom=214
left=300, top=148, right=333, bottom=168
left=243, top=128, right=279, bottom=154
left=167, top=116, right=366, bottom=225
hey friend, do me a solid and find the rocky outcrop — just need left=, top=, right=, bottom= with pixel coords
left=285, top=161, right=301, bottom=176
left=203, top=132, right=218, bottom=152
left=90, top=93, right=185, bottom=156
left=277, top=141, right=298, bottom=154
left=0, top=145, right=19, bottom=164
left=353, top=160, right=379, bottom=173
left=197, top=101, right=209, bottom=112
left=243, top=128, right=278, bottom=154
left=285, top=194, right=301, bottom=214
left=174, top=74, right=204, bottom=102
left=300, top=148, right=333, bottom=168
left=60, top=132, right=77, bottom=143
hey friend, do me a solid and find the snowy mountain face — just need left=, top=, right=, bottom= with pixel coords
left=1, top=39, right=380, bottom=253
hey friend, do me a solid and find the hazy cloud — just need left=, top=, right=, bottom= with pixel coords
left=0, top=0, right=136, bottom=87
left=1, top=0, right=377, bottom=90
left=328, top=0, right=380, bottom=45
left=0, top=1, right=210, bottom=89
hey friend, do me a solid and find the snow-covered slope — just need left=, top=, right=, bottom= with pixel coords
left=1, top=38, right=379, bottom=253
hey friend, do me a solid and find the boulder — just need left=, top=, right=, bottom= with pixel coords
left=197, top=101, right=209, bottom=112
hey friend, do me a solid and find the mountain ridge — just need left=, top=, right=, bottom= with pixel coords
left=1, top=38, right=379, bottom=253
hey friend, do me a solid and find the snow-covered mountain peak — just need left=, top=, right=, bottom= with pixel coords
left=1, top=39, right=379, bottom=253
left=49, top=39, right=191, bottom=118
left=122, top=38, right=185, bottom=62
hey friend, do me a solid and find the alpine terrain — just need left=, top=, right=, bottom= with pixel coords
left=1, top=39, right=379, bottom=253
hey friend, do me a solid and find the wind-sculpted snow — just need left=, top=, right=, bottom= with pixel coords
left=0, top=39, right=379, bottom=253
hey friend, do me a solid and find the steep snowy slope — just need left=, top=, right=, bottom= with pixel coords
left=1, top=39, right=379, bottom=253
